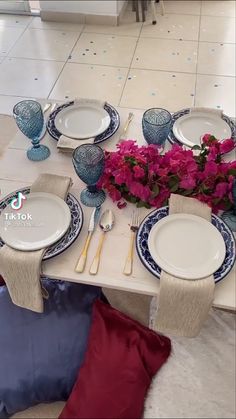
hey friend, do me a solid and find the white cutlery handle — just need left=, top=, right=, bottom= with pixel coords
left=43, top=103, right=51, bottom=114
left=75, top=232, right=92, bottom=273
left=89, top=232, right=105, bottom=275
left=123, top=232, right=135, bottom=276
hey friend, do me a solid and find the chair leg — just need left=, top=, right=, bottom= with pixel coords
left=160, top=0, right=164, bottom=15
left=134, top=0, right=140, bottom=22
left=132, top=0, right=135, bottom=12
left=141, top=0, right=146, bottom=21
left=151, top=0, right=157, bottom=24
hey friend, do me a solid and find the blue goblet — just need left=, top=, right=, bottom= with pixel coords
left=72, top=144, right=106, bottom=207
left=221, top=178, right=236, bottom=232
left=142, top=108, right=172, bottom=147
left=13, top=100, right=50, bottom=161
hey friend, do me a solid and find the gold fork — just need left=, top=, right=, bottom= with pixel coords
left=123, top=210, right=140, bottom=276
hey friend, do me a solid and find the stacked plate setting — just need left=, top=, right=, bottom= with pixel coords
left=47, top=100, right=120, bottom=144
left=136, top=207, right=236, bottom=284
left=168, top=108, right=235, bottom=149
left=0, top=189, right=83, bottom=259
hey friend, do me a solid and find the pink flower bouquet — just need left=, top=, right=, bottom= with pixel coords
left=98, top=135, right=236, bottom=213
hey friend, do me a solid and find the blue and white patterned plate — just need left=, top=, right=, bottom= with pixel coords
left=168, top=108, right=236, bottom=149
left=47, top=101, right=120, bottom=144
left=0, top=188, right=83, bottom=260
left=136, top=206, right=235, bottom=284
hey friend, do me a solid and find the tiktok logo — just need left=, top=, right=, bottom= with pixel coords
left=10, top=192, right=27, bottom=210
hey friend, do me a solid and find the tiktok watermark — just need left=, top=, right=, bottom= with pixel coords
left=1, top=191, right=44, bottom=228
left=3, top=213, right=44, bottom=228
left=10, top=192, right=26, bottom=210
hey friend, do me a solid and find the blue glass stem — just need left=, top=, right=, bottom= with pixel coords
left=88, top=185, right=97, bottom=193
left=31, top=138, right=40, bottom=148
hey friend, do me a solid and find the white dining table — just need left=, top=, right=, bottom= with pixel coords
left=0, top=106, right=235, bottom=312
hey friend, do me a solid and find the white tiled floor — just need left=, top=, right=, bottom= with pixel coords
left=0, top=0, right=235, bottom=116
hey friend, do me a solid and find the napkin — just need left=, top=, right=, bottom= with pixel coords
left=154, top=194, right=215, bottom=337
left=0, top=174, right=72, bottom=313
left=57, top=135, right=94, bottom=153
left=56, top=98, right=105, bottom=153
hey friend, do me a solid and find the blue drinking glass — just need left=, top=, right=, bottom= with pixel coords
left=13, top=100, right=50, bottom=161
left=221, top=178, right=236, bottom=232
left=142, top=108, right=172, bottom=146
left=72, top=144, right=106, bottom=207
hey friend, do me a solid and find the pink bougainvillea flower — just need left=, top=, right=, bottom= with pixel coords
left=203, top=160, right=218, bottom=177
left=113, top=165, right=133, bottom=185
left=207, top=146, right=218, bottom=162
left=129, top=181, right=151, bottom=201
left=219, top=138, right=235, bottom=155
left=133, top=165, right=145, bottom=179
left=213, top=182, right=229, bottom=199
left=99, top=138, right=234, bottom=213
left=180, top=176, right=196, bottom=190
left=202, top=133, right=217, bottom=146
left=106, top=185, right=122, bottom=202
left=117, top=200, right=127, bottom=209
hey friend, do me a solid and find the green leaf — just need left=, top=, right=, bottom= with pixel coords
left=170, top=183, right=179, bottom=192
left=136, top=200, right=151, bottom=209
left=192, top=145, right=201, bottom=150
left=125, top=195, right=137, bottom=204
left=168, top=176, right=179, bottom=188
left=181, top=189, right=194, bottom=196
left=228, top=168, right=236, bottom=176
left=151, top=184, right=160, bottom=198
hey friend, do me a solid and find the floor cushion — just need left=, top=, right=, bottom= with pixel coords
left=0, top=279, right=101, bottom=418
left=10, top=308, right=235, bottom=419
left=60, top=300, right=171, bottom=419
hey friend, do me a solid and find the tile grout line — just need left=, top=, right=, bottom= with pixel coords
left=46, top=25, right=86, bottom=100
left=2, top=16, right=34, bottom=63
left=193, top=0, right=203, bottom=107
left=117, top=12, right=144, bottom=107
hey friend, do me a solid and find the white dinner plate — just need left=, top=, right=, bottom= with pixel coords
left=148, top=213, right=226, bottom=279
left=0, top=192, right=71, bottom=251
left=173, top=111, right=232, bottom=148
left=54, top=102, right=111, bottom=139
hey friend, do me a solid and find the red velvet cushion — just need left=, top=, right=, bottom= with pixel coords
left=60, top=300, right=171, bottom=419
left=0, top=275, right=5, bottom=286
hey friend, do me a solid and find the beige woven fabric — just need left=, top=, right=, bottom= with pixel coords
left=30, top=173, right=72, bottom=199
left=155, top=194, right=215, bottom=337
left=0, top=174, right=72, bottom=313
left=57, top=135, right=93, bottom=153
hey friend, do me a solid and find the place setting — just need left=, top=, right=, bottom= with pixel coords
left=47, top=98, right=120, bottom=152
left=168, top=107, right=236, bottom=150
left=1, top=97, right=236, bottom=335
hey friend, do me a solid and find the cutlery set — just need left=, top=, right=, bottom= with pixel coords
left=75, top=208, right=140, bottom=276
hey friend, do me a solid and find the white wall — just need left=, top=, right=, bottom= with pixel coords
left=117, top=0, right=126, bottom=13
left=40, top=0, right=118, bottom=16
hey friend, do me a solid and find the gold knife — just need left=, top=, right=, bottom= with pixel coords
left=75, top=207, right=101, bottom=273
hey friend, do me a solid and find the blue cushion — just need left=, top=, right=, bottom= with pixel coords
left=0, top=279, right=101, bottom=418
